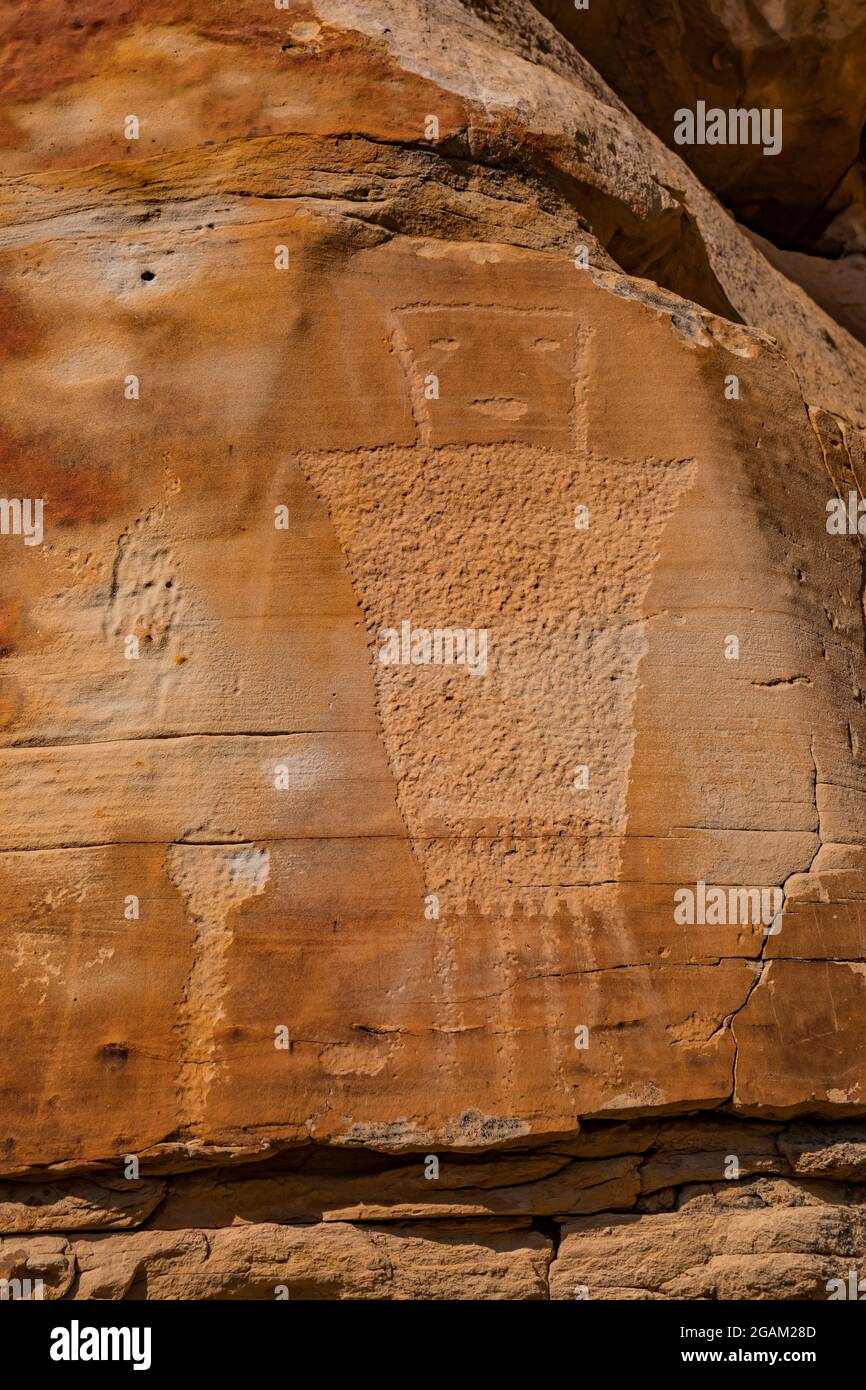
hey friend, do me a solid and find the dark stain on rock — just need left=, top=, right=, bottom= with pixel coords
left=100, top=1042, right=130, bottom=1068
left=0, top=428, right=125, bottom=525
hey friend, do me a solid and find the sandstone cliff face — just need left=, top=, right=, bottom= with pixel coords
left=531, top=0, right=866, bottom=352
left=532, top=0, right=866, bottom=249
left=0, top=0, right=865, bottom=1300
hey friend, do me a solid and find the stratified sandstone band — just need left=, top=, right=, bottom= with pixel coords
left=0, top=0, right=864, bottom=1298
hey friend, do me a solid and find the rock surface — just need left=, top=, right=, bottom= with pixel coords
left=532, top=0, right=866, bottom=249
left=3, top=1116, right=866, bottom=1299
left=0, top=0, right=864, bottom=1299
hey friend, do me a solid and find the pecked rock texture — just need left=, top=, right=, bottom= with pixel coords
left=0, top=0, right=865, bottom=1299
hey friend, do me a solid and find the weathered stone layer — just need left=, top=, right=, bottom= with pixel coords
left=1, top=0, right=864, bottom=1299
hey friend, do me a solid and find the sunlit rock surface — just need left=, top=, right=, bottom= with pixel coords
left=0, top=0, right=864, bottom=1299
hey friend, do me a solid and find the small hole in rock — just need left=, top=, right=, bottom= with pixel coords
left=140, top=270, right=155, bottom=282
